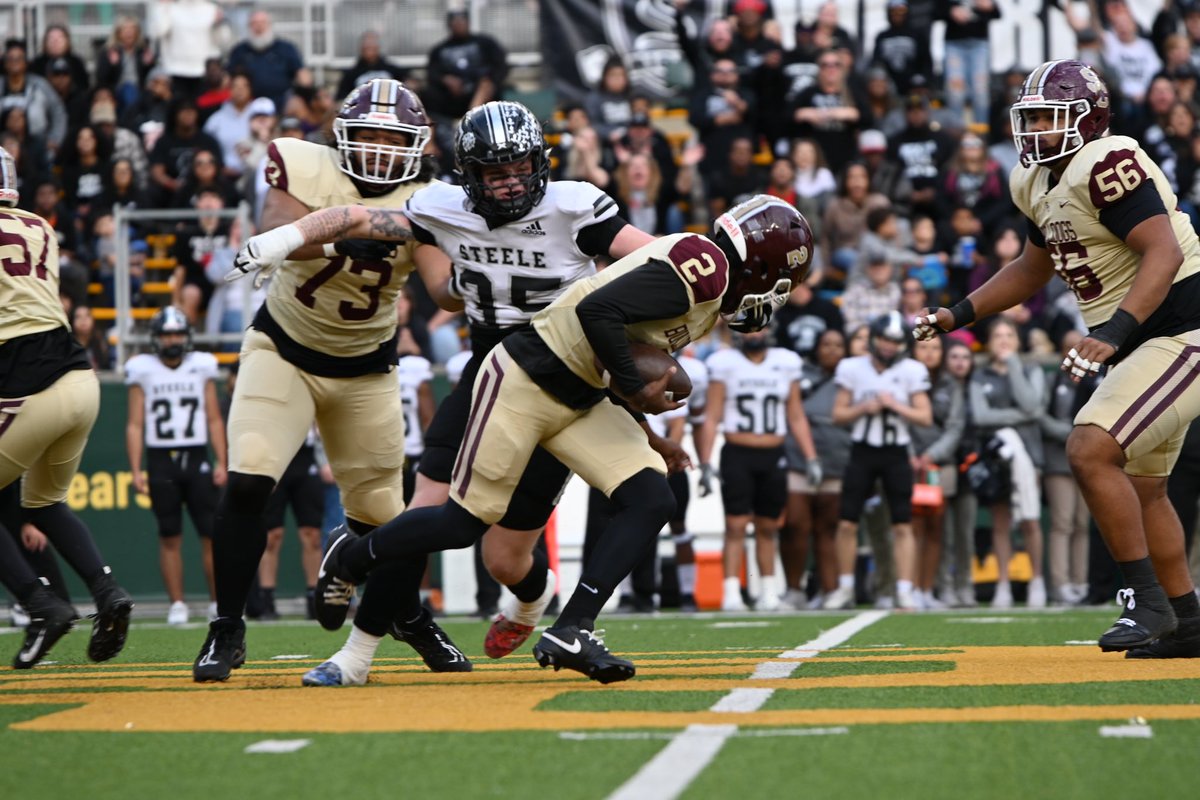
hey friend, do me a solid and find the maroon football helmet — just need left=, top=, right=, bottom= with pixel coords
left=713, top=195, right=813, bottom=316
left=1010, top=59, right=1111, bottom=166
left=333, top=78, right=432, bottom=186
left=0, top=146, right=16, bottom=206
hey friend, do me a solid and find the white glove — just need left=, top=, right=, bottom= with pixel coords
left=225, top=224, right=306, bottom=289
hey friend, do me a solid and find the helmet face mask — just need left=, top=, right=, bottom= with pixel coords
left=1011, top=60, right=1110, bottom=166
left=333, top=79, right=431, bottom=187
left=714, top=195, right=813, bottom=318
left=455, top=101, right=550, bottom=223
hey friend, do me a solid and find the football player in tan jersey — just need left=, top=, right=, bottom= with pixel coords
left=192, top=79, right=466, bottom=682
left=234, top=194, right=813, bottom=681
left=0, top=146, right=134, bottom=669
left=914, top=60, right=1200, bottom=657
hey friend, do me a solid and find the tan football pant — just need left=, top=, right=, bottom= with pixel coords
left=0, top=368, right=99, bottom=507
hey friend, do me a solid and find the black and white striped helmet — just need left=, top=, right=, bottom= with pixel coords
left=454, top=101, right=550, bottom=223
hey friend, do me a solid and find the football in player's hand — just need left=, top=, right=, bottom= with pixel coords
left=629, top=342, right=692, bottom=401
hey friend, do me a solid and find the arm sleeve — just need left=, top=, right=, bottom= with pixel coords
left=575, top=216, right=629, bottom=257
left=1098, top=179, right=1167, bottom=241
left=576, top=260, right=692, bottom=396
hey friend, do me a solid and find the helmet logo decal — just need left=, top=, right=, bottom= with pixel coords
left=788, top=247, right=808, bottom=269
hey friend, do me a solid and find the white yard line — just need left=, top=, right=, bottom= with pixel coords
left=605, top=610, right=887, bottom=800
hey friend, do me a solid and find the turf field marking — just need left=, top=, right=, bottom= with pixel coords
left=1099, top=723, right=1152, bottom=738
left=606, top=611, right=885, bottom=800
left=710, top=621, right=776, bottom=628
left=244, top=739, right=312, bottom=753
left=560, top=727, right=849, bottom=741
left=269, top=655, right=312, bottom=660
left=1065, top=640, right=1099, bottom=645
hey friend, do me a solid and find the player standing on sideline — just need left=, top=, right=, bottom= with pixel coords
left=232, top=194, right=812, bottom=682
left=191, top=78, right=464, bottom=681
left=697, top=328, right=818, bottom=612
left=277, top=101, right=656, bottom=687
left=0, top=146, right=134, bottom=668
left=914, top=60, right=1200, bottom=656
left=125, top=306, right=225, bottom=626
left=669, top=352, right=708, bottom=610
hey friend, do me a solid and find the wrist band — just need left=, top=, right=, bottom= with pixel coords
left=1090, top=308, right=1138, bottom=351
left=948, top=298, right=976, bottom=329
left=322, top=242, right=339, bottom=258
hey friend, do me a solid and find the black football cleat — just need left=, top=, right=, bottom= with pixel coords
left=532, top=623, right=635, bottom=684
left=12, top=585, right=77, bottom=669
left=1126, top=616, right=1200, bottom=659
left=389, top=608, right=472, bottom=672
left=315, top=527, right=358, bottom=631
left=1098, top=587, right=1177, bottom=652
left=88, top=579, right=134, bottom=663
left=193, top=618, right=247, bottom=682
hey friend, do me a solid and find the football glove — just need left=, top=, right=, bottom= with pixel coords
left=226, top=224, right=305, bottom=288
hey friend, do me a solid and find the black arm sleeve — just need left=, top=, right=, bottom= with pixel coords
left=1024, top=215, right=1046, bottom=248
left=576, top=260, right=692, bottom=396
left=1099, top=179, right=1168, bottom=241
left=575, top=215, right=629, bottom=258
left=409, top=220, right=437, bottom=246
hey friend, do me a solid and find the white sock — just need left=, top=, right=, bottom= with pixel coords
left=723, top=576, right=742, bottom=596
left=337, top=625, right=382, bottom=666
left=677, top=563, right=696, bottom=594
left=896, top=579, right=913, bottom=595
left=838, top=574, right=854, bottom=590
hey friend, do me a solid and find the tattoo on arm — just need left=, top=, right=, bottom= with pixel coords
left=365, top=208, right=412, bottom=242
left=295, top=207, right=353, bottom=244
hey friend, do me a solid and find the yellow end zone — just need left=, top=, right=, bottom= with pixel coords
left=2, top=646, right=1196, bottom=733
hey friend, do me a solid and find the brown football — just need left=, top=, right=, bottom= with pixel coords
left=629, top=342, right=692, bottom=401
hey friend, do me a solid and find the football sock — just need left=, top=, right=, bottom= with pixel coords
left=1117, top=557, right=1162, bottom=595
left=1169, top=591, right=1200, bottom=619
left=0, top=520, right=41, bottom=599
left=354, top=555, right=429, bottom=637
left=557, top=469, right=674, bottom=628
left=212, top=473, right=274, bottom=619
left=27, top=503, right=106, bottom=584
left=838, top=573, right=854, bottom=589
left=507, top=547, right=549, bottom=603
left=343, top=502, right=489, bottom=576
left=343, top=624, right=382, bottom=663
left=677, top=563, right=696, bottom=595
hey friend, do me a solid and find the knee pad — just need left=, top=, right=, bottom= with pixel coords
left=340, top=470, right=405, bottom=528
left=223, top=473, right=276, bottom=515
left=612, top=468, right=677, bottom=525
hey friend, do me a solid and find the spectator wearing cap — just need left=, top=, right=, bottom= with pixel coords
left=939, top=133, right=1011, bottom=234
left=937, top=0, right=1000, bottom=125
left=151, top=0, right=222, bottom=99
left=888, top=92, right=955, bottom=217
left=227, top=10, right=303, bottom=113
left=46, top=56, right=89, bottom=131
left=1169, top=61, right=1199, bottom=108
left=29, top=25, right=90, bottom=90
left=423, top=8, right=508, bottom=163
left=730, top=0, right=779, bottom=72
left=872, top=0, right=932, bottom=95
left=337, top=31, right=407, bottom=101
left=858, top=128, right=912, bottom=215
left=97, top=15, right=157, bottom=113
left=786, top=49, right=868, bottom=176
left=149, top=95, right=223, bottom=205
left=203, top=72, right=260, bottom=178
left=0, top=39, right=67, bottom=154
left=122, top=66, right=173, bottom=140
left=585, top=55, right=634, bottom=143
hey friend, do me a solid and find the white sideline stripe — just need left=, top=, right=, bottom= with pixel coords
left=244, top=739, right=311, bottom=754
left=561, top=727, right=849, bottom=741
left=605, top=611, right=885, bottom=800
left=269, top=654, right=312, bottom=660
left=1099, top=724, right=1153, bottom=739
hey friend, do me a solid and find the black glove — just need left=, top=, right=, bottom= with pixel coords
left=335, top=238, right=397, bottom=261
left=728, top=303, right=773, bottom=333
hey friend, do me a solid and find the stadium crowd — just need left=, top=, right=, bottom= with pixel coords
left=7, top=0, right=1200, bottom=622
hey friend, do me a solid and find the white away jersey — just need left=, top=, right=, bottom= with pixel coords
left=707, top=347, right=803, bottom=436
left=404, top=180, right=619, bottom=329
left=834, top=355, right=930, bottom=447
left=125, top=351, right=219, bottom=448
left=397, top=355, right=433, bottom=458
left=445, top=349, right=473, bottom=387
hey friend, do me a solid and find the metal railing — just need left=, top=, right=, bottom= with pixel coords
left=111, top=203, right=253, bottom=374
